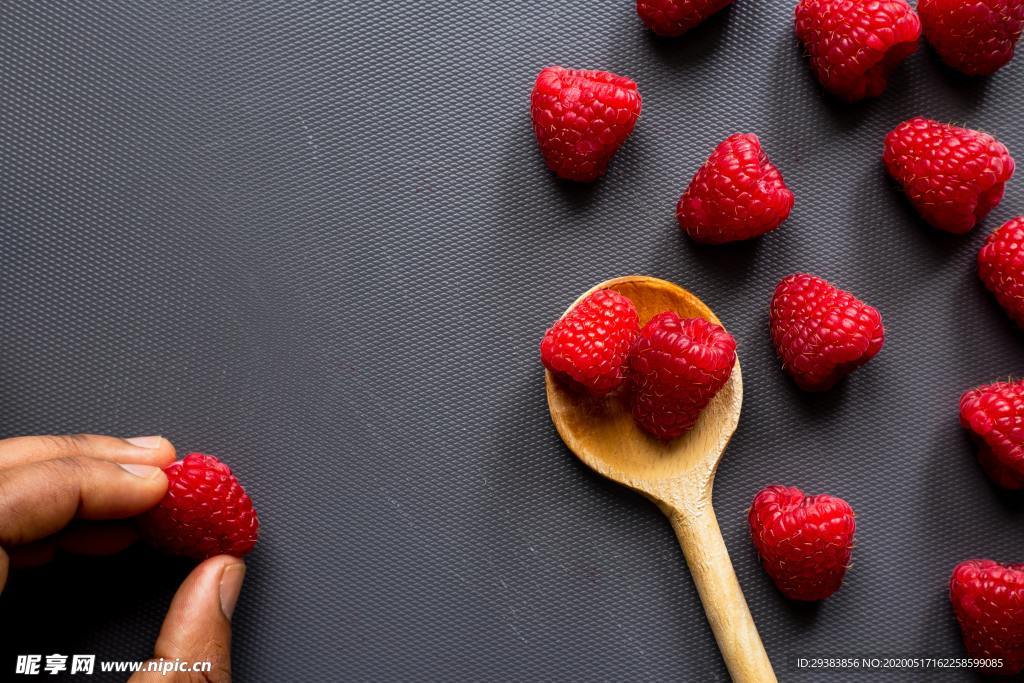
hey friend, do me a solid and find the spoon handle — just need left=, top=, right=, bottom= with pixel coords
left=667, top=504, right=776, bottom=683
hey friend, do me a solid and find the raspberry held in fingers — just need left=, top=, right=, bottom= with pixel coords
left=139, top=453, right=259, bottom=560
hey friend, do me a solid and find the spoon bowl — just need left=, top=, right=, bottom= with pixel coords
left=546, top=275, right=775, bottom=683
left=546, top=276, right=742, bottom=495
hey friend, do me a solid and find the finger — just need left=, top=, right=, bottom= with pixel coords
left=130, top=556, right=245, bottom=683
left=0, top=457, right=168, bottom=546
left=0, top=434, right=176, bottom=470
left=58, top=522, right=138, bottom=555
left=7, top=539, right=56, bottom=568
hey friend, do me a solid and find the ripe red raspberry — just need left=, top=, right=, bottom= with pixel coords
left=541, top=289, right=640, bottom=397
left=770, top=274, right=885, bottom=392
left=978, top=216, right=1024, bottom=327
left=919, top=0, right=1024, bottom=76
left=676, top=133, right=794, bottom=244
left=749, top=485, right=855, bottom=601
left=530, top=67, right=642, bottom=182
left=636, top=0, right=733, bottom=37
left=883, top=117, right=1015, bottom=234
left=950, top=559, right=1024, bottom=675
left=628, top=312, right=736, bottom=440
left=960, top=380, right=1024, bottom=489
left=140, top=453, right=260, bottom=560
left=794, top=0, right=921, bottom=102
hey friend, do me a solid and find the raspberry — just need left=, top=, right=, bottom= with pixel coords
left=978, top=216, right=1024, bottom=327
left=748, top=485, right=856, bottom=601
left=676, top=133, right=794, bottom=244
left=770, top=273, right=885, bottom=391
left=530, top=67, right=642, bottom=182
left=960, top=380, right=1024, bottom=489
left=139, top=453, right=260, bottom=560
left=637, top=0, right=733, bottom=37
left=883, top=117, right=1015, bottom=234
left=628, top=313, right=736, bottom=440
left=950, top=559, right=1024, bottom=674
left=794, top=0, right=921, bottom=102
left=541, top=289, right=640, bottom=397
left=919, top=0, right=1024, bottom=76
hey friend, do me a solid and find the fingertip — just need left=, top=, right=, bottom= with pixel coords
left=171, top=555, right=244, bottom=622
left=77, top=459, right=169, bottom=520
left=121, top=436, right=177, bottom=467
left=113, top=458, right=169, bottom=493
left=218, top=560, right=246, bottom=620
left=147, top=555, right=242, bottom=676
left=194, top=555, right=247, bottom=623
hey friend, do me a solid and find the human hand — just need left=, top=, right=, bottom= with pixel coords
left=0, top=434, right=245, bottom=682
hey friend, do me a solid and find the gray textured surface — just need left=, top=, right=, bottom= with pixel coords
left=0, top=1, right=1022, bottom=681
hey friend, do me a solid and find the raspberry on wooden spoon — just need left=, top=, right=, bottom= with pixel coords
left=628, top=312, right=736, bottom=440
left=541, top=289, right=640, bottom=397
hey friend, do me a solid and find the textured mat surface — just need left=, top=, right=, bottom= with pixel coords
left=1, top=1, right=1023, bottom=681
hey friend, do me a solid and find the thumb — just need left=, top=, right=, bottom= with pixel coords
left=130, top=556, right=246, bottom=682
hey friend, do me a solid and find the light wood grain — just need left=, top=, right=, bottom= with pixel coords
left=545, top=275, right=776, bottom=683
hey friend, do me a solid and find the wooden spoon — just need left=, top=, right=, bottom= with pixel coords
left=545, top=275, right=776, bottom=683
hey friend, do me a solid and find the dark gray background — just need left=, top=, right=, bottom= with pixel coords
left=1, top=1, right=1022, bottom=681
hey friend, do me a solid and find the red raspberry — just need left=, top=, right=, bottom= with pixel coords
left=919, top=0, right=1024, bottom=76
left=530, top=67, right=642, bottom=182
left=978, top=216, right=1024, bottom=327
left=628, top=313, right=736, bottom=440
left=140, top=453, right=260, bottom=560
left=950, top=559, right=1024, bottom=675
left=794, top=0, right=921, bottom=102
left=883, top=117, right=1015, bottom=234
left=541, top=289, right=640, bottom=397
left=637, top=0, right=733, bottom=37
left=770, top=274, right=885, bottom=392
left=749, top=485, right=855, bottom=601
left=676, top=133, right=794, bottom=244
left=960, top=380, right=1024, bottom=489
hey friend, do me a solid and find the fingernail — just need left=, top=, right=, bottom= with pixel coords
left=118, top=462, right=161, bottom=478
left=125, top=435, right=163, bottom=449
left=219, top=564, right=246, bottom=620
